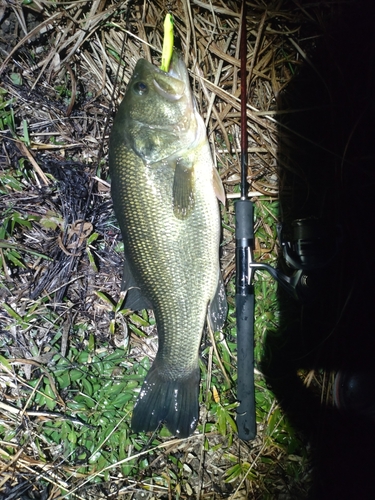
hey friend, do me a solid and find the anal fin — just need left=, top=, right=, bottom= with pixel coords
left=121, top=261, right=153, bottom=311
left=208, top=273, right=227, bottom=331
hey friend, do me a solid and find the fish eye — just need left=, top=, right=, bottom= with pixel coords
left=133, top=81, right=148, bottom=95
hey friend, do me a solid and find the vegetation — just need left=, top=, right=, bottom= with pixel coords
left=0, top=0, right=338, bottom=497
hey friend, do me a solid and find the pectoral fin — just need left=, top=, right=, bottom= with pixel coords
left=208, top=273, right=228, bottom=331
left=173, top=158, right=195, bottom=219
left=213, top=166, right=226, bottom=205
left=121, top=261, right=153, bottom=311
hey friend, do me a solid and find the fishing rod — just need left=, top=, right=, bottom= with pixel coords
left=234, top=2, right=341, bottom=441
left=235, top=0, right=257, bottom=441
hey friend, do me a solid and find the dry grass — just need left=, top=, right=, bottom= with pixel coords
left=0, top=0, right=339, bottom=498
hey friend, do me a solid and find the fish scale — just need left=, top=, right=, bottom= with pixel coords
left=114, top=144, right=218, bottom=368
left=109, top=52, right=227, bottom=437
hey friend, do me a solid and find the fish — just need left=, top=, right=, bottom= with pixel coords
left=109, top=51, right=227, bottom=438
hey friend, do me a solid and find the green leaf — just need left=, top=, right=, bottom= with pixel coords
left=89, top=450, right=102, bottom=464
left=22, top=119, right=30, bottom=146
left=129, top=313, right=150, bottom=327
left=44, top=383, right=57, bottom=410
left=60, top=421, right=71, bottom=440
left=96, top=291, right=116, bottom=309
left=128, top=324, right=146, bottom=337
left=0, top=355, right=12, bottom=371
left=224, top=463, right=243, bottom=483
left=111, top=392, right=133, bottom=408
left=57, top=371, right=70, bottom=389
left=70, top=369, right=83, bottom=382
left=6, top=252, right=26, bottom=268
left=75, top=394, right=95, bottom=409
left=39, top=212, right=64, bottom=231
left=68, top=430, right=77, bottom=444
left=86, top=248, right=98, bottom=272
left=88, top=334, right=95, bottom=352
left=12, top=212, right=32, bottom=229
left=2, top=303, right=26, bottom=327
left=66, top=401, right=88, bottom=412
left=77, top=350, right=89, bottom=364
left=87, top=232, right=99, bottom=245
left=10, top=73, right=22, bottom=86
left=81, top=377, right=93, bottom=397
left=105, top=381, right=128, bottom=397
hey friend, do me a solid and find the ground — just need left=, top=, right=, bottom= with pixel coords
left=1, top=1, right=369, bottom=498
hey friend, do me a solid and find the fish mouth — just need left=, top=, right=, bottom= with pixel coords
left=153, top=76, right=184, bottom=101
left=152, top=52, right=189, bottom=102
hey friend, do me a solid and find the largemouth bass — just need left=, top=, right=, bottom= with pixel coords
left=109, top=51, right=227, bottom=437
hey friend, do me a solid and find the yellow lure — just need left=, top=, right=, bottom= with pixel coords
left=160, top=13, right=174, bottom=72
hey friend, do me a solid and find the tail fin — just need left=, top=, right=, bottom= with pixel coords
left=131, top=362, right=200, bottom=438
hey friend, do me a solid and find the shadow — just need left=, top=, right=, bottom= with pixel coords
left=262, top=1, right=375, bottom=498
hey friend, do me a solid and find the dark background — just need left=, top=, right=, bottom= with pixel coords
left=263, top=1, right=375, bottom=498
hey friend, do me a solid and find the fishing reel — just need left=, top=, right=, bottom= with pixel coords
left=248, top=217, right=341, bottom=300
